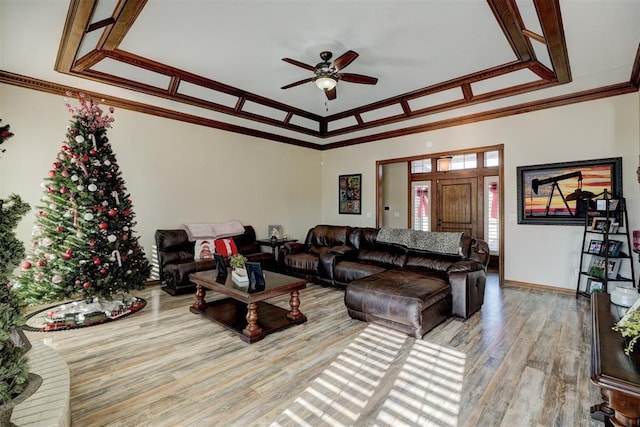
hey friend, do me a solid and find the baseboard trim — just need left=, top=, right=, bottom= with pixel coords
left=504, top=280, right=575, bottom=296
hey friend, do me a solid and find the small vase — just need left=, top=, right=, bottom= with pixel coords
left=0, top=373, right=43, bottom=427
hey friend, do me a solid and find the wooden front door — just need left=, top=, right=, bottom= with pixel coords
left=436, top=178, right=478, bottom=236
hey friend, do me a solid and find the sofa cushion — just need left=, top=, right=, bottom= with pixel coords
left=404, top=254, right=455, bottom=275
left=214, top=238, right=238, bottom=257
left=161, top=250, right=194, bottom=267
left=283, top=252, right=320, bottom=274
left=308, top=225, right=352, bottom=247
left=164, top=259, right=216, bottom=284
left=194, top=240, right=215, bottom=260
left=334, top=261, right=387, bottom=284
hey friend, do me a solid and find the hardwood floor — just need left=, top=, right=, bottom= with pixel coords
left=25, top=275, right=602, bottom=426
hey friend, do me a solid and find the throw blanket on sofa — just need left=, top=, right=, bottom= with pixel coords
left=377, top=228, right=463, bottom=256
left=182, top=221, right=245, bottom=241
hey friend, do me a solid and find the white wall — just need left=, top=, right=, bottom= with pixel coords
left=0, top=86, right=322, bottom=260
left=320, top=93, right=640, bottom=291
left=3, top=84, right=639, bottom=291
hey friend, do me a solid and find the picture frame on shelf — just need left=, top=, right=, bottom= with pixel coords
left=587, top=239, right=604, bottom=254
left=588, top=256, right=606, bottom=279
left=607, top=259, right=622, bottom=279
left=608, top=199, right=619, bottom=211
left=606, top=240, right=623, bottom=257
left=592, top=217, right=612, bottom=233
left=586, top=278, right=605, bottom=294
left=609, top=222, right=619, bottom=234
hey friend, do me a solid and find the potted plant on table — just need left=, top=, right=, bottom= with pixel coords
left=229, top=254, right=248, bottom=283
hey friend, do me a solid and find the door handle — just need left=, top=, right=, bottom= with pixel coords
left=437, top=218, right=442, bottom=227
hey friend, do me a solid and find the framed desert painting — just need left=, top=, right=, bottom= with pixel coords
left=517, top=157, right=622, bottom=225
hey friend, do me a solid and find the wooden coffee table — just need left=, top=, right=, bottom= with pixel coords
left=189, top=269, right=307, bottom=343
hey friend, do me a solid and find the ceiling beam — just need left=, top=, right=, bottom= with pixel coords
left=99, top=0, right=148, bottom=51
left=534, top=0, right=571, bottom=83
left=54, top=0, right=97, bottom=73
left=487, top=0, right=535, bottom=61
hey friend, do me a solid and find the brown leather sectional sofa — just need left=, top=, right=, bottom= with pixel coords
left=155, top=226, right=275, bottom=295
left=279, top=225, right=490, bottom=337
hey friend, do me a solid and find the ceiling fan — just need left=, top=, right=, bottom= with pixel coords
left=281, top=50, right=378, bottom=100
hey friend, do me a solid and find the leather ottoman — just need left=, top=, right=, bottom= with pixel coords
left=344, top=269, right=452, bottom=338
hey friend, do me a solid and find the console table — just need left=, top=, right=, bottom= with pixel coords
left=591, top=292, right=640, bottom=426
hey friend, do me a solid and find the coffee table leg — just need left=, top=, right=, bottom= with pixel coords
left=287, top=290, right=304, bottom=320
left=243, top=302, right=262, bottom=338
left=191, top=284, right=207, bottom=311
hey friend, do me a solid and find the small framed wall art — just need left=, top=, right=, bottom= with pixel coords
left=339, top=173, right=361, bottom=214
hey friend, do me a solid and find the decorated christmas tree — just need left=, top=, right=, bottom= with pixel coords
left=17, top=92, right=150, bottom=306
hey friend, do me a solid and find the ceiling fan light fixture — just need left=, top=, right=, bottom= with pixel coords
left=314, top=74, right=338, bottom=90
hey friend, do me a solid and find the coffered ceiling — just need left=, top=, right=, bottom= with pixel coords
left=1, top=0, right=639, bottom=149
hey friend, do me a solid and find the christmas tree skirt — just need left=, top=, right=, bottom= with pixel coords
left=24, top=294, right=146, bottom=332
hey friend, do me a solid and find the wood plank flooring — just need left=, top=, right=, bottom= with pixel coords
left=25, top=275, right=602, bottom=426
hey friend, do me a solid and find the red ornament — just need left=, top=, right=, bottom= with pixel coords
left=59, top=187, right=67, bottom=194
left=100, top=268, right=107, bottom=275
left=98, top=222, right=108, bottom=230
left=53, top=162, right=61, bottom=169
left=83, top=282, right=90, bottom=290
left=89, top=149, right=97, bottom=155
left=62, top=252, right=72, bottom=260
left=48, top=170, right=56, bottom=177
left=73, top=153, right=79, bottom=159
left=36, top=259, right=45, bottom=267
left=89, top=239, right=95, bottom=249
left=61, top=169, right=69, bottom=177
left=38, top=210, right=47, bottom=216
left=93, top=257, right=101, bottom=266
left=123, top=209, right=131, bottom=217
left=21, top=261, right=32, bottom=270
left=108, top=209, right=117, bottom=217
left=47, top=187, right=55, bottom=193
left=56, top=225, right=63, bottom=232
left=82, top=155, right=89, bottom=162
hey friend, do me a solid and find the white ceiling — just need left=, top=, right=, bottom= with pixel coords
left=1, top=0, right=640, bottom=147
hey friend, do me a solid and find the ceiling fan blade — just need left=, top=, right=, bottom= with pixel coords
left=332, top=50, right=359, bottom=71
left=281, top=57, right=316, bottom=71
left=281, top=78, right=314, bottom=90
left=337, top=73, right=378, bottom=85
left=325, top=87, right=337, bottom=100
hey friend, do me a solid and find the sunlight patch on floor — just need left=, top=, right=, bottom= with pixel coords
left=375, top=340, right=465, bottom=427
left=271, top=324, right=407, bottom=426
left=271, top=324, right=466, bottom=427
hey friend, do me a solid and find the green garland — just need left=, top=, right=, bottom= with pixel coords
left=613, top=308, right=640, bottom=355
